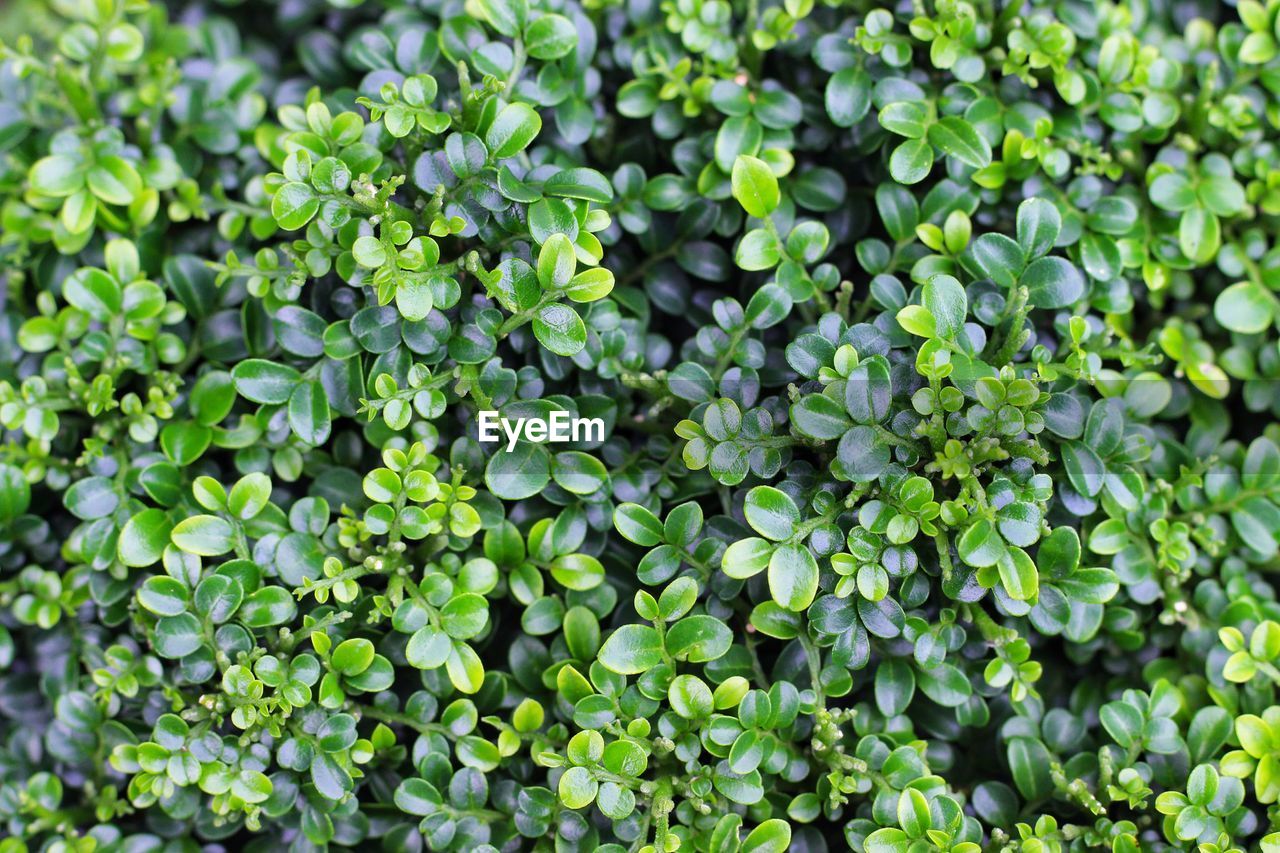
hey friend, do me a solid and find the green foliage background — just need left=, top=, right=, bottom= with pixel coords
left=2, top=0, right=1280, bottom=851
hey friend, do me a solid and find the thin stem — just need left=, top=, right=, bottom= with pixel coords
left=357, top=703, right=448, bottom=737
left=934, top=533, right=955, bottom=583
left=797, top=633, right=824, bottom=710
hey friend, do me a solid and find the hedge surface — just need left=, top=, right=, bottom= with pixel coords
left=2, top=0, right=1280, bottom=851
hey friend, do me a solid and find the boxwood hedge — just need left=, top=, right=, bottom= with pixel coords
left=2, top=0, right=1280, bottom=850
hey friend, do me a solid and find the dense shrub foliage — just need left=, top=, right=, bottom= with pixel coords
left=5, top=0, right=1280, bottom=850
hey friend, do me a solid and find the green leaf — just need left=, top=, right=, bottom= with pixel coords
left=825, top=67, right=871, bottom=128
left=876, top=184, right=919, bottom=243
left=528, top=198, right=578, bottom=242
left=543, top=167, right=613, bottom=203
left=1245, top=438, right=1280, bottom=490
left=665, top=615, right=732, bottom=662
left=564, top=267, right=614, bottom=303
left=137, top=576, right=190, bottom=617
left=768, top=544, right=819, bottom=611
left=159, top=423, right=211, bottom=466
left=1016, top=197, right=1062, bottom=258
left=958, top=519, right=1006, bottom=568
left=271, top=182, right=319, bottom=230
left=331, top=638, right=375, bottom=676
left=87, top=156, right=142, bottom=205
left=731, top=155, right=780, bottom=219
left=395, top=778, right=442, bottom=815
left=889, top=138, right=934, bottom=185
left=1232, top=496, right=1280, bottom=558
left=288, top=381, right=332, bottom=446
left=722, top=537, right=773, bottom=580
left=29, top=155, right=83, bottom=197
left=668, top=673, right=713, bottom=718
left=746, top=285, right=794, bottom=330
left=916, top=661, right=971, bottom=706
left=997, top=501, right=1042, bottom=548
left=1100, top=701, right=1144, bottom=749
left=485, top=440, right=550, bottom=500
left=552, top=451, right=609, bottom=494
left=558, top=766, right=598, bottom=809
left=596, top=781, right=635, bottom=819
left=844, top=359, right=891, bottom=423
left=118, top=508, right=173, bottom=567
left=996, top=547, right=1039, bottom=601
left=897, top=788, right=931, bottom=836
left=864, top=828, right=909, bottom=853
left=311, top=752, right=352, bottom=800
left=227, top=472, right=271, bottom=520
left=443, top=644, right=482, bottom=692
left=1215, top=281, right=1274, bottom=333
left=194, top=575, right=243, bottom=624
left=597, top=625, right=664, bottom=674
left=1022, top=256, right=1085, bottom=308
left=874, top=658, right=916, bottom=716
left=922, top=274, right=966, bottom=338
left=1179, top=207, right=1220, bottom=265
left=896, top=304, right=936, bottom=337
left=741, top=819, right=791, bottom=853
left=171, top=515, right=236, bottom=556
left=152, top=613, right=203, bottom=658
left=64, top=475, right=118, bottom=520
left=164, top=255, right=217, bottom=319
left=1199, top=174, right=1245, bottom=216
left=406, top=626, right=451, bottom=668
left=791, top=394, right=852, bottom=439
left=1188, top=707, right=1232, bottom=764
left=537, top=233, right=576, bottom=289
left=1061, top=442, right=1105, bottom=497
left=736, top=229, right=782, bottom=270
left=967, top=234, right=1025, bottom=289
left=485, top=103, right=542, bottom=159
left=549, top=554, right=605, bottom=590
left=351, top=235, right=386, bottom=268
left=614, top=503, right=665, bottom=546
left=63, top=268, right=122, bottom=321
left=1237, top=714, right=1273, bottom=758
left=1149, top=172, right=1196, bottom=211
left=532, top=303, right=587, bottom=356
left=836, top=425, right=890, bottom=482
left=878, top=101, right=928, bottom=138
left=715, top=116, right=763, bottom=173
left=712, top=766, right=765, bottom=805
left=524, top=13, right=577, bottom=60
left=232, top=359, right=301, bottom=405
left=1007, top=737, right=1053, bottom=799
left=744, top=486, right=800, bottom=541
left=927, top=116, right=992, bottom=169
left=1240, top=30, right=1279, bottom=63
left=477, top=0, right=526, bottom=36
